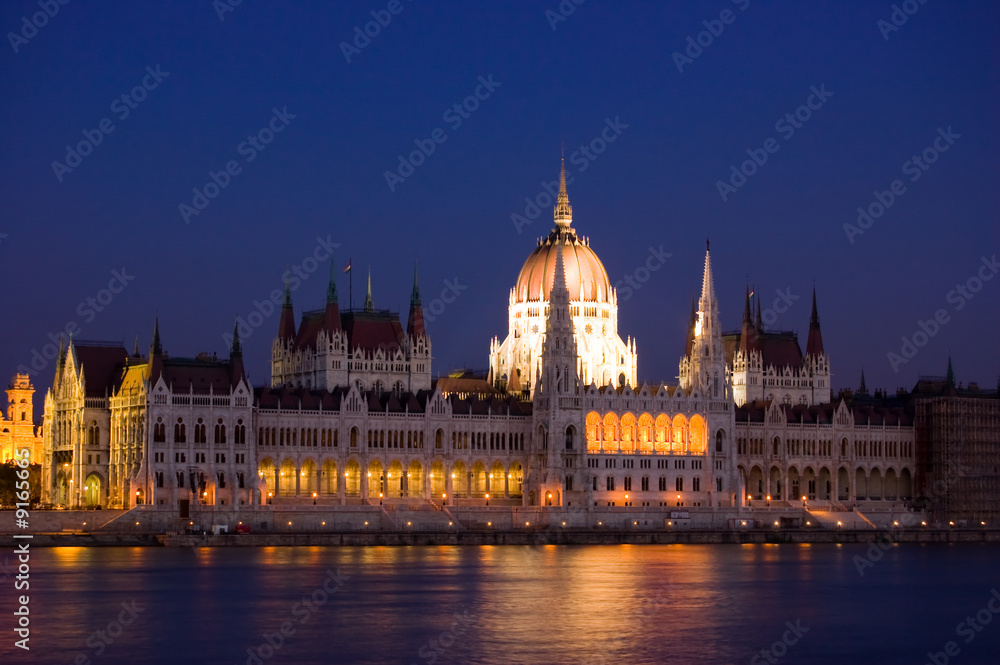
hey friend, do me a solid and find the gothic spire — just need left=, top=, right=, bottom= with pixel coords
left=806, top=287, right=825, bottom=357
left=410, top=262, right=421, bottom=307
left=700, top=245, right=717, bottom=310
left=151, top=317, right=162, bottom=356
left=739, top=286, right=757, bottom=353
left=278, top=273, right=296, bottom=341
left=858, top=368, right=868, bottom=396
left=946, top=355, right=955, bottom=387
left=553, top=158, right=573, bottom=229
left=230, top=322, right=242, bottom=357
left=407, top=262, right=425, bottom=338
left=363, top=268, right=374, bottom=312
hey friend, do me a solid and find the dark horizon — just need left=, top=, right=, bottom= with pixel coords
left=2, top=1, right=998, bottom=400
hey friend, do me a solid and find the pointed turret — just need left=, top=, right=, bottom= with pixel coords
left=149, top=318, right=164, bottom=384
left=230, top=322, right=246, bottom=384
left=278, top=275, right=296, bottom=342
left=323, top=261, right=341, bottom=334
left=700, top=240, right=717, bottom=308
left=151, top=317, right=162, bottom=356
left=407, top=262, right=426, bottom=338
left=553, top=158, right=573, bottom=230
left=363, top=268, right=374, bottom=313
left=739, top=286, right=757, bottom=353
left=858, top=369, right=868, bottom=396
left=805, top=287, right=825, bottom=357
left=946, top=355, right=955, bottom=387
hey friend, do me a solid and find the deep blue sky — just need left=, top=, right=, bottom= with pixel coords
left=1, top=1, right=997, bottom=399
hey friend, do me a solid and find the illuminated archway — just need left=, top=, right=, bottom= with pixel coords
left=322, top=459, right=338, bottom=495
left=258, top=458, right=276, bottom=498
left=430, top=460, right=446, bottom=497
left=619, top=413, right=636, bottom=452
left=508, top=462, right=524, bottom=497
left=671, top=414, right=687, bottom=453
left=84, top=473, right=102, bottom=507
left=602, top=413, right=619, bottom=452
left=654, top=414, right=670, bottom=452
left=279, top=459, right=297, bottom=496
left=300, top=459, right=317, bottom=496
left=345, top=460, right=361, bottom=496
left=471, top=461, right=488, bottom=496
left=386, top=460, right=404, bottom=497
left=637, top=413, right=653, bottom=452
left=585, top=411, right=601, bottom=452
left=407, top=460, right=423, bottom=497
left=451, top=461, right=468, bottom=497
left=489, top=461, right=505, bottom=496
left=688, top=415, right=706, bottom=454
left=368, top=460, right=385, bottom=498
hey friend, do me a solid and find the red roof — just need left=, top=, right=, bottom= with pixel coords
left=72, top=344, right=130, bottom=396
left=161, top=357, right=243, bottom=394
left=341, top=311, right=404, bottom=353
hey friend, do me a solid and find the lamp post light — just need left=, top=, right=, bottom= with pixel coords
left=766, top=495, right=771, bottom=507
left=313, top=491, right=317, bottom=506
left=485, top=493, right=490, bottom=507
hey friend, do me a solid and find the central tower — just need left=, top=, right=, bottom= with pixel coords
left=489, top=161, right=637, bottom=396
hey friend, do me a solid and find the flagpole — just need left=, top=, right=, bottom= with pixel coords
left=349, top=260, right=353, bottom=311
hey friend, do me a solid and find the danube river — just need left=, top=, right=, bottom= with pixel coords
left=4, top=544, right=999, bottom=664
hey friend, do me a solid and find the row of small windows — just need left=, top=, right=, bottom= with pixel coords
left=259, top=427, right=338, bottom=448
left=451, top=431, right=525, bottom=451
left=153, top=417, right=246, bottom=444
left=595, top=476, right=706, bottom=492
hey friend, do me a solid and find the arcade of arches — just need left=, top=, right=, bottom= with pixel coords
left=256, top=457, right=525, bottom=501
left=585, top=411, right=707, bottom=454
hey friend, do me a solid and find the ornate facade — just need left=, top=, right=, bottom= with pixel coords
left=39, top=162, right=960, bottom=524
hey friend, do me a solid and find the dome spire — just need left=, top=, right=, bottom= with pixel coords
left=554, top=157, right=573, bottom=229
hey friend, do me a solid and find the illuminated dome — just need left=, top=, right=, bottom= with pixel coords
left=513, top=161, right=612, bottom=304
left=514, top=229, right=612, bottom=303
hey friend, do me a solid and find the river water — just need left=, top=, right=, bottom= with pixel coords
left=3, top=544, right=999, bottom=664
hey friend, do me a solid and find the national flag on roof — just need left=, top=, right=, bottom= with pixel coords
left=343, top=259, right=351, bottom=273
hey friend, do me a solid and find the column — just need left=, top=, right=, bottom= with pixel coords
left=295, top=463, right=301, bottom=497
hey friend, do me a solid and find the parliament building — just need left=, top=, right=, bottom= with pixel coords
left=39, top=164, right=997, bottom=526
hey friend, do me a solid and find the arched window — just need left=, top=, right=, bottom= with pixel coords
left=654, top=414, right=670, bottom=452
left=585, top=412, right=601, bottom=452
left=565, top=425, right=575, bottom=450
left=716, top=430, right=724, bottom=453
left=215, top=419, right=226, bottom=444
left=689, top=415, right=705, bottom=454
left=174, top=419, right=186, bottom=443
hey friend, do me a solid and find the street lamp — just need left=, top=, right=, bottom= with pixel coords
left=766, top=495, right=771, bottom=507
left=485, top=493, right=490, bottom=506
left=312, top=491, right=317, bottom=505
